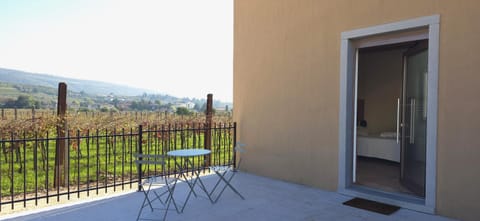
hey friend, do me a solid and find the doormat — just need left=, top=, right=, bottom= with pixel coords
left=342, top=198, right=400, bottom=215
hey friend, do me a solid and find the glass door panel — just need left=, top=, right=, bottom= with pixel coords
left=400, top=44, right=428, bottom=197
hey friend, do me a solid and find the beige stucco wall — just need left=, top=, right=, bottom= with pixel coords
left=234, top=0, right=480, bottom=220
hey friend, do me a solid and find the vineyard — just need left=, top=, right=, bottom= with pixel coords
left=0, top=108, right=232, bottom=132
left=0, top=108, right=234, bottom=211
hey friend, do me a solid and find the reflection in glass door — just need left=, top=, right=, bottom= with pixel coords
left=400, top=41, right=428, bottom=197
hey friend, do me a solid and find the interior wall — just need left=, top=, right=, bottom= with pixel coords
left=234, top=1, right=480, bottom=220
left=358, top=49, right=404, bottom=135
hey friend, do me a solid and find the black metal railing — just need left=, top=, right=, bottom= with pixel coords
left=0, top=122, right=236, bottom=211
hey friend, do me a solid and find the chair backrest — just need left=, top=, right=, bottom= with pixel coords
left=234, top=142, right=246, bottom=169
left=235, top=142, right=246, bottom=153
left=211, top=142, right=246, bottom=169
left=134, top=153, right=167, bottom=167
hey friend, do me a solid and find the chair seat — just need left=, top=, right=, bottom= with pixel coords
left=145, top=176, right=177, bottom=186
left=210, top=165, right=232, bottom=172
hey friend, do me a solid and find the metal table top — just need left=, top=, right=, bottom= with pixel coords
left=167, top=149, right=211, bottom=157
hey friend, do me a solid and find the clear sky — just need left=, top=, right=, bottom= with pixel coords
left=0, top=0, right=233, bottom=102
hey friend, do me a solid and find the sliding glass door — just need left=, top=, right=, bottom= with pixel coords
left=400, top=41, right=428, bottom=197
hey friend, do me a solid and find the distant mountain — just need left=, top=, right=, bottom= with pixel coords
left=0, top=67, right=154, bottom=96
left=0, top=67, right=233, bottom=110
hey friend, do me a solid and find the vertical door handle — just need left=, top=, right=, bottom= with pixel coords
left=396, top=98, right=400, bottom=144
left=410, top=98, right=415, bottom=144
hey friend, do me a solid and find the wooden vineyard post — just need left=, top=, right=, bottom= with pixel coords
left=55, top=82, right=68, bottom=187
left=32, top=106, right=35, bottom=122
left=204, top=94, right=213, bottom=167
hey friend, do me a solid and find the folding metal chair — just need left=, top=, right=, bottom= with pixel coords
left=209, top=142, right=246, bottom=203
left=135, top=154, right=180, bottom=221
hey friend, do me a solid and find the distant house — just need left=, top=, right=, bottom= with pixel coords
left=185, top=102, right=195, bottom=109
left=234, top=1, right=479, bottom=221
left=173, top=101, right=195, bottom=109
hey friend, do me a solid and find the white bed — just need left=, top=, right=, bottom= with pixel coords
left=356, top=132, right=400, bottom=162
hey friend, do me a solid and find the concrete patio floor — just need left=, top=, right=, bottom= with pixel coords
left=1, top=172, right=455, bottom=221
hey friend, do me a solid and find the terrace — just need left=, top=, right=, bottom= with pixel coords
left=0, top=109, right=457, bottom=221
left=1, top=172, right=454, bottom=221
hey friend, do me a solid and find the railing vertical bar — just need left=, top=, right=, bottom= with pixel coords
left=96, top=129, right=99, bottom=195
left=222, top=123, right=225, bottom=165
left=205, top=122, right=209, bottom=173
left=215, top=123, right=218, bottom=166
left=217, top=123, right=221, bottom=166
left=185, top=123, right=189, bottom=148
left=46, top=131, right=49, bottom=204
left=225, top=123, right=229, bottom=166
left=87, top=129, right=90, bottom=197
left=154, top=125, right=158, bottom=176
left=113, top=128, right=117, bottom=192
left=161, top=125, right=166, bottom=176
left=23, top=131, right=27, bottom=208
left=218, top=122, right=221, bottom=166
left=219, top=123, right=223, bottom=167
left=192, top=122, right=196, bottom=148
left=162, top=124, right=168, bottom=174
left=211, top=123, right=215, bottom=169
left=233, top=122, right=237, bottom=169
left=180, top=123, right=184, bottom=149
left=104, top=129, right=108, bottom=193
left=121, top=128, right=125, bottom=190
left=219, top=123, right=222, bottom=166
left=34, top=133, right=38, bottom=206
left=10, top=132, right=14, bottom=210
left=77, top=130, right=81, bottom=199
left=225, top=123, right=228, bottom=166
left=157, top=125, right=160, bottom=176
left=129, top=127, right=133, bottom=189
left=174, top=123, right=177, bottom=150
left=137, top=125, right=143, bottom=192
left=56, top=127, right=60, bottom=203
left=160, top=125, right=164, bottom=175
left=228, top=122, right=235, bottom=167
left=67, top=132, right=71, bottom=200
left=200, top=123, right=204, bottom=149
left=229, top=122, right=233, bottom=167
left=146, top=126, right=150, bottom=177
left=170, top=123, right=174, bottom=174
left=224, top=123, right=228, bottom=166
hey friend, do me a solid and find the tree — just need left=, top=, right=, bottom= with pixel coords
left=2, top=95, right=35, bottom=108
left=16, top=95, right=34, bottom=108
left=130, top=101, right=139, bottom=110
left=112, top=98, right=120, bottom=108
left=176, top=107, right=192, bottom=116
left=2, top=99, right=15, bottom=108
left=100, top=107, right=110, bottom=112
left=34, top=100, right=42, bottom=109
left=80, top=98, right=94, bottom=108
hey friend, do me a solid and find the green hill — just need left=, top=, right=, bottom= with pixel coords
left=0, top=67, right=154, bottom=96
left=0, top=67, right=232, bottom=111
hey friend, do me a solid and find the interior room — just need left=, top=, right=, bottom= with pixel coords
left=355, top=40, right=425, bottom=197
